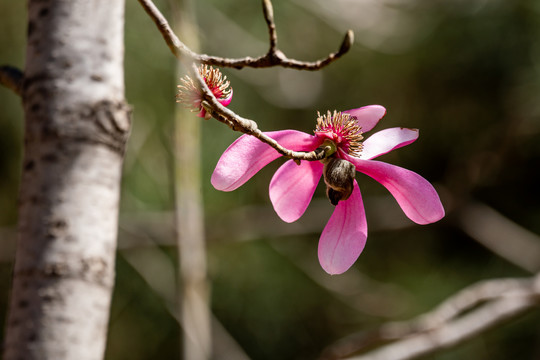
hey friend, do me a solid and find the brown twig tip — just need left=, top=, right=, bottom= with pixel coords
left=339, top=30, right=354, bottom=54
left=263, top=0, right=274, bottom=22
left=138, top=0, right=352, bottom=71
left=0, top=65, right=23, bottom=96
left=263, top=0, right=277, bottom=50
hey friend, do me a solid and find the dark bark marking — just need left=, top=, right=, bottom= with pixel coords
left=90, top=74, right=103, bottom=82
left=22, top=87, right=132, bottom=154
left=38, top=7, right=49, bottom=17
left=30, top=103, right=41, bottom=113
left=45, top=218, right=68, bottom=240
left=52, top=220, right=67, bottom=230
left=40, top=293, right=55, bottom=304
left=27, top=332, right=37, bottom=342
left=24, top=160, right=35, bottom=171
left=60, top=59, right=72, bottom=70
left=92, top=100, right=132, bottom=152
left=23, top=75, right=53, bottom=104
left=81, top=257, right=108, bottom=282
left=41, top=153, right=58, bottom=163
left=14, top=258, right=112, bottom=288
left=8, top=317, right=20, bottom=327
left=44, top=262, right=69, bottom=277
left=27, top=21, right=35, bottom=37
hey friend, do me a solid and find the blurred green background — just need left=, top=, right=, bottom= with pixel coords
left=1, top=0, right=540, bottom=359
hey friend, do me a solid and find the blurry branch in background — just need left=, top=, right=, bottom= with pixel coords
left=137, top=0, right=351, bottom=162
left=138, top=0, right=353, bottom=70
left=319, top=199, right=540, bottom=359
left=0, top=65, right=23, bottom=96
left=115, top=196, right=413, bottom=248
left=119, top=245, right=251, bottom=360
left=2, top=195, right=540, bottom=360
left=114, top=200, right=540, bottom=360
left=171, top=0, right=212, bottom=359
left=0, top=195, right=413, bottom=263
left=323, top=273, right=540, bottom=360
left=457, top=202, right=540, bottom=273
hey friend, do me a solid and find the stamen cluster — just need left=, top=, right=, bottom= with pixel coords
left=315, top=111, right=363, bottom=157
left=176, top=65, right=232, bottom=116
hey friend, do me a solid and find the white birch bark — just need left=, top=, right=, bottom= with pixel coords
left=3, top=1, right=129, bottom=359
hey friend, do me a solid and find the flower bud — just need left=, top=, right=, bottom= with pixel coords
left=322, top=157, right=356, bottom=205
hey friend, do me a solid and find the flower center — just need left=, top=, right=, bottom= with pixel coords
left=176, top=65, right=232, bottom=112
left=199, top=65, right=232, bottom=100
left=314, top=110, right=363, bottom=157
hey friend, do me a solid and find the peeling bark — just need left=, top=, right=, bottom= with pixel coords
left=3, top=1, right=130, bottom=359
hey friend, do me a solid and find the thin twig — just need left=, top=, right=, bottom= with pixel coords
left=262, top=0, right=278, bottom=52
left=201, top=97, right=331, bottom=161
left=0, top=65, right=23, bottom=96
left=321, top=274, right=540, bottom=360
left=138, top=0, right=353, bottom=70
left=138, top=0, right=197, bottom=59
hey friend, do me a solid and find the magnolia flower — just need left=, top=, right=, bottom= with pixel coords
left=176, top=64, right=233, bottom=119
left=211, top=106, right=444, bottom=274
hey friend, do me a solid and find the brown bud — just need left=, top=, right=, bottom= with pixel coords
left=322, top=157, right=356, bottom=205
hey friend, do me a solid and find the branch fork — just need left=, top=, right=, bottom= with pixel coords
left=138, top=0, right=353, bottom=163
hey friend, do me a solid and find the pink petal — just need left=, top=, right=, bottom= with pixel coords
left=345, top=157, right=445, bottom=224
left=360, top=127, right=419, bottom=160
left=343, top=105, right=386, bottom=133
left=196, top=108, right=207, bottom=118
left=269, top=160, right=324, bottom=223
left=218, top=88, right=233, bottom=107
left=318, top=181, right=367, bottom=275
left=211, top=130, right=319, bottom=191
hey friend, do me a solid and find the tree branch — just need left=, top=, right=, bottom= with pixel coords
left=348, top=296, right=539, bottom=360
left=0, top=65, right=23, bottom=96
left=322, top=274, right=540, bottom=360
left=457, top=201, right=540, bottom=273
left=190, top=64, right=332, bottom=162
left=139, top=0, right=352, bottom=162
left=138, top=0, right=353, bottom=70
left=138, top=0, right=197, bottom=59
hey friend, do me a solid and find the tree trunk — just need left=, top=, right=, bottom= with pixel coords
left=3, top=1, right=129, bottom=359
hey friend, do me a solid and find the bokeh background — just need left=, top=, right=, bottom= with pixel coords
left=1, top=0, right=540, bottom=359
